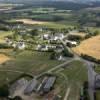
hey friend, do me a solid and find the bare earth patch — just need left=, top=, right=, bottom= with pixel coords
left=73, top=35, right=100, bottom=60
left=16, top=19, right=47, bottom=25
left=0, top=54, right=10, bottom=64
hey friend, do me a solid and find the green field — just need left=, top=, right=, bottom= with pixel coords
left=0, top=50, right=64, bottom=86
left=54, top=60, right=88, bottom=99
left=0, top=31, right=13, bottom=43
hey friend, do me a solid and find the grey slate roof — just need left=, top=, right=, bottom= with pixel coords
left=24, top=79, right=38, bottom=94
left=43, top=77, right=56, bottom=92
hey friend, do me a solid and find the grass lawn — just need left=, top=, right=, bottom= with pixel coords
left=95, top=90, right=100, bottom=100
left=54, top=60, right=88, bottom=100
left=0, top=50, right=64, bottom=85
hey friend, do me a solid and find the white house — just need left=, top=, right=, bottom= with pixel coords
left=65, top=40, right=77, bottom=46
left=50, top=33, right=65, bottom=41
left=43, top=34, right=50, bottom=40
left=17, top=42, right=25, bottom=50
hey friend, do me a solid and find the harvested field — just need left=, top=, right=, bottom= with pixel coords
left=73, top=35, right=100, bottom=60
left=0, top=54, right=10, bottom=64
left=16, top=19, right=47, bottom=25
left=69, top=31, right=86, bottom=37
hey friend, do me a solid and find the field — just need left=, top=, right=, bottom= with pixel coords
left=55, top=60, right=88, bottom=99
left=14, top=18, right=73, bottom=29
left=0, top=31, right=13, bottom=43
left=15, top=19, right=47, bottom=25
left=0, top=50, right=64, bottom=86
left=0, top=54, right=11, bottom=64
left=69, top=31, right=86, bottom=38
left=73, top=35, right=100, bottom=60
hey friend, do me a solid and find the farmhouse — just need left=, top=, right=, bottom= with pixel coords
left=43, top=34, right=51, bottom=40
left=50, top=33, right=65, bottom=41
left=17, top=42, right=25, bottom=50
left=65, top=40, right=78, bottom=47
left=36, top=44, right=56, bottom=51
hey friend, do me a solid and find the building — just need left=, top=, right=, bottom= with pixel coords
left=50, top=33, right=65, bottom=41
left=5, top=38, right=13, bottom=45
left=43, top=34, right=51, bottom=40
left=43, top=77, right=56, bottom=93
left=24, top=79, right=38, bottom=95
left=36, top=44, right=56, bottom=51
left=17, top=42, right=25, bottom=50
left=9, top=78, right=28, bottom=96
left=66, top=40, right=78, bottom=47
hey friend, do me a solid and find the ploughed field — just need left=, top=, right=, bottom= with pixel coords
left=73, top=35, right=100, bottom=60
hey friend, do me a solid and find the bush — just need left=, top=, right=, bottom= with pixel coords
left=0, top=84, right=9, bottom=97
left=81, top=54, right=100, bottom=64
left=67, top=35, right=82, bottom=41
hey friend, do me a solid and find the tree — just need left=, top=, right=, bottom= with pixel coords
left=0, top=84, right=9, bottom=97
left=94, top=30, right=99, bottom=36
left=30, top=29, right=38, bottom=36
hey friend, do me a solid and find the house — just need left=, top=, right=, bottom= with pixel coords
left=24, top=79, right=38, bottom=95
left=66, top=40, right=78, bottom=47
left=50, top=33, right=65, bottom=41
left=17, top=42, right=26, bottom=50
left=36, top=44, right=56, bottom=51
left=43, top=77, right=56, bottom=93
left=43, top=34, right=51, bottom=40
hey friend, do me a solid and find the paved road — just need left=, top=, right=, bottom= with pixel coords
left=62, top=37, right=96, bottom=100
left=83, top=60, right=96, bottom=100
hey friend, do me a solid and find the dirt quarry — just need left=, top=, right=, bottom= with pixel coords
left=73, top=35, right=100, bottom=60
left=0, top=54, right=10, bottom=64
left=16, top=19, right=47, bottom=25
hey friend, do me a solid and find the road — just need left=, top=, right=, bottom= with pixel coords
left=62, top=37, right=97, bottom=100
left=83, top=60, right=96, bottom=100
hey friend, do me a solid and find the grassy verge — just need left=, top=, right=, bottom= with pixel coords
left=54, top=60, right=88, bottom=99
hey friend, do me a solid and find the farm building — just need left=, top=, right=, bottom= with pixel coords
left=9, top=78, right=28, bottom=96
left=43, top=77, right=56, bottom=93
left=24, top=79, right=38, bottom=95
